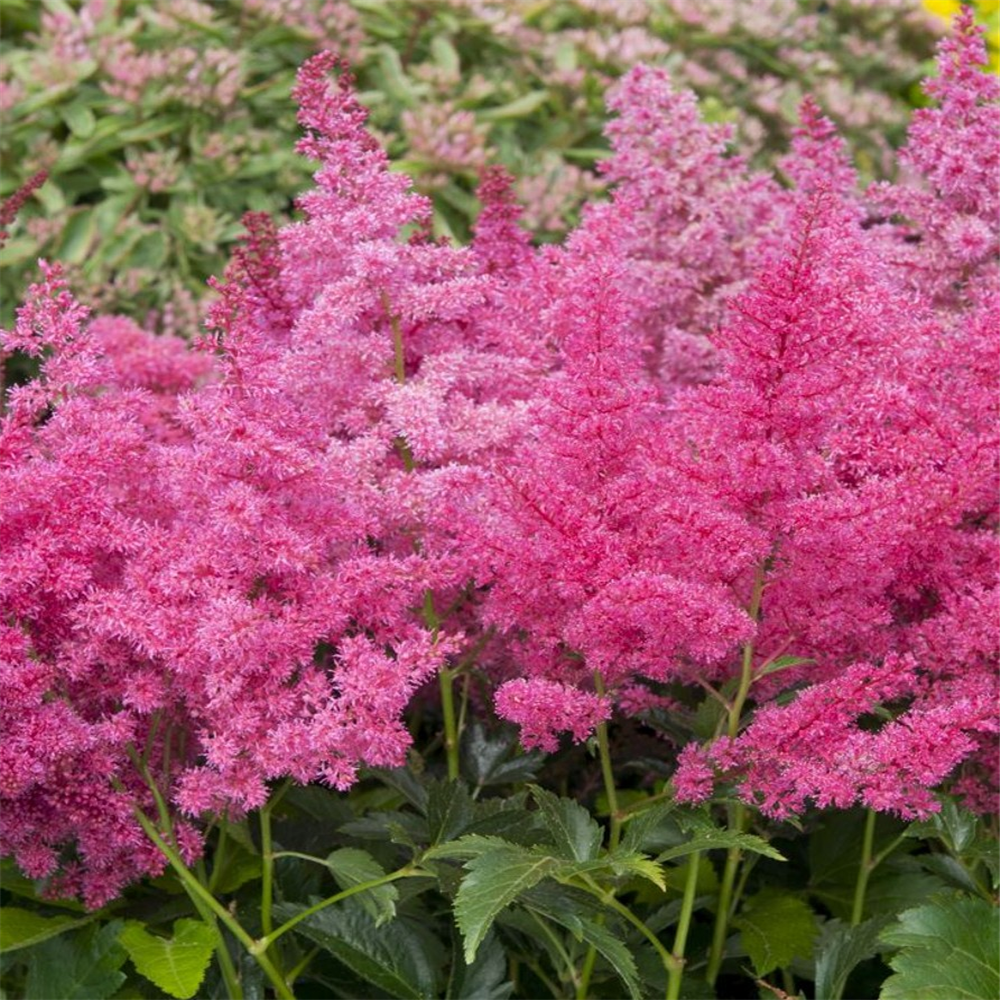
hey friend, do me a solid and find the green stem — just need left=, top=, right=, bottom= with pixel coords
left=577, top=675, right=622, bottom=996
left=270, top=850, right=331, bottom=867
left=260, top=804, right=276, bottom=940
left=260, top=784, right=293, bottom=985
left=284, top=947, right=320, bottom=987
left=592, top=673, right=620, bottom=850
left=423, top=589, right=459, bottom=781
left=439, top=666, right=460, bottom=781
left=382, top=290, right=406, bottom=386
left=207, top=822, right=228, bottom=895
left=707, top=564, right=767, bottom=986
left=728, top=565, right=766, bottom=741
left=706, top=802, right=747, bottom=986
left=253, top=867, right=422, bottom=954
left=189, top=884, right=244, bottom=1000
left=619, top=787, right=674, bottom=821
left=574, top=876, right=680, bottom=996
left=851, top=809, right=878, bottom=926
left=667, top=851, right=701, bottom=1000
left=127, top=755, right=245, bottom=998
left=576, top=944, right=598, bottom=1000
left=130, top=807, right=294, bottom=1000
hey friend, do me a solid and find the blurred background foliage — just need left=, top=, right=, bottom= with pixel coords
left=0, top=0, right=993, bottom=330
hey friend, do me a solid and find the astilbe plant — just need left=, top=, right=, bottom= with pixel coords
left=0, top=12, right=996, bottom=964
left=453, top=11, right=998, bottom=821
left=0, top=53, right=496, bottom=908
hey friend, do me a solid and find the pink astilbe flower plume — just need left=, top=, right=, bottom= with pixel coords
left=2, top=15, right=997, bottom=907
left=0, top=56, right=475, bottom=904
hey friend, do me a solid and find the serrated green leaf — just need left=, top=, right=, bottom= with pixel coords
left=427, top=779, right=475, bottom=845
left=609, top=853, right=666, bottom=891
left=813, top=916, right=891, bottom=1000
left=0, top=908, right=92, bottom=951
left=620, top=802, right=680, bottom=854
left=25, top=921, right=127, bottom=1000
left=907, top=798, right=979, bottom=854
left=880, top=896, right=1000, bottom=1000
left=125, top=230, right=167, bottom=270
left=520, top=885, right=641, bottom=1000
left=732, top=890, right=817, bottom=976
left=367, top=766, right=429, bottom=812
left=918, top=854, right=985, bottom=895
left=460, top=723, right=544, bottom=790
left=118, top=919, right=216, bottom=1000
left=273, top=900, right=440, bottom=998
left=324, top=848, right=398, bottom=926
left=423, top=834, right=520, bottom=862
left=454, top=849, right=560, bottom=962
left=658, top=828, right=784, bottom=863
left=447, top=928, right=512, bottom=1000
left=529, top=785, right=602, bottom=862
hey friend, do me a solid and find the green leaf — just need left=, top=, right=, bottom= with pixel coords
left=212, top=838, right=262, bottom=894
left=531, top=896, right=642, bottom=999
left=0, top=860, right=86, bottom=911
left=273, top=900, right=441, bottom=998
left=460, top=723, right=544, bottom=790
left=57, top=210, right=98, bottom=265
left=454, top=848, right=560, bottom=962
left=608, top=853, right=667, bottom=891
left=880, top=896, right=1000, bottom=1000
left=529, top=785, right=602, bottom=862
left=447, top=928, right=512, bottom=1000
left=810, top=809, right=907, bottom=889
left=125, top=230, right=168, bottom=271
left=427, top=779, right=475, bottom=845
left=755, top=655, right=814, bottom=679
left=117, top=117, right=183, bottom=143
left=657, top=827, right=785, bottom=863
left=478, top=90, right=551, bottom=121
left=118, top=919, right=216, bottom=1000
left=430, top=36, right=460, bottom=76
left=61, top=103, right=96, bottom=139
left=375, top=44, right=418, bottom=107
left=907, top=798, right=979, bottom=854
left=732, top=890, right=817, bottom=976
left=25, top=921, right=128, bottom=1000
left=812, top=854, right=949, bottom=921
left=620, top=802, right=679, bottom=854
left=813, top=916, right=891, bottom=1000
left=423, top=834, right=518, bottom=862
left=571, top=919, right=642, bottom=1000
left=367, top=766, right=429, bottom=812
left=323, top=848, right=398, bottom=927
left=0, top=908, right=92, bottom=951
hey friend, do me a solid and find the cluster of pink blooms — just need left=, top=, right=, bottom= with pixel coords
left=400, top=102, right=491, bottom=189
left=103, top=42, right=244, bottom=110
left=1, top=15, right=996, bottom=906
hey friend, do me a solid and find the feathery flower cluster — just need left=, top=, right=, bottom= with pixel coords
left=1, top=14, right=996, bottom=904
